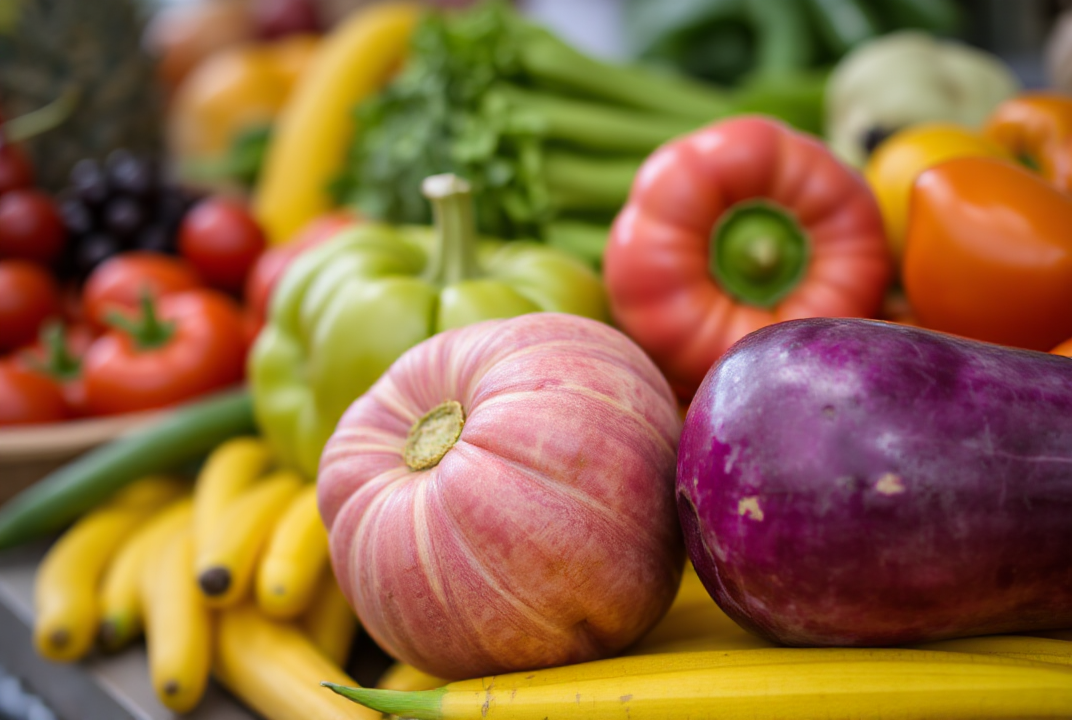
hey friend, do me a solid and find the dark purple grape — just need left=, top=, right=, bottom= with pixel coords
left=107, top=150, right=156, bottom=198
left=74, top=233, right=122, bottom=278
left=69, top=159, right=110, bottom=206
left=103, top=196, right=145, bottom=241
left=56, top=190, right=95, bottom=236
left=134, top=225, right=175, bottom=254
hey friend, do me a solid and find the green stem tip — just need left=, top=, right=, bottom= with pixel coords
left=105, top=291, right=176, bottom=351
left=709, top=200, right=810, bottom=308
left=421, top=174, right=483, bottom=287
left=321, top=682, right=443, bottom=720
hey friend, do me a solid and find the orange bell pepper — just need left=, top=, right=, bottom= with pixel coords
left=903, top=156, right=1072, bottom=352
left=864, top=124, right=1008, bottom=260
left=983, top=93, right=1072, bottom=192
left=604, top=115, right=892, bottom=401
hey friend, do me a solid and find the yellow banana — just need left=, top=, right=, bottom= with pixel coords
left=325, top=647, right=1072, bottom=720
left=214, top=603, right=381, bottom=720
left=914, top=634, right=1072, bottom=666
left=193, top=435, right=274, bottom=559
left=142, top=523, right=212, bottom=714
left=196, top=470, right=303, bottom=607
left=253, top=2, right=420, bottom=244
left=98, top=498, right=193, bottom=650
left=256, top=484, right=329, bottom=618
left=378, top=663, right=448, bottom=692
left=299, top=567, right=358, bottom=666
left=33, top=476, right=185, bottom=662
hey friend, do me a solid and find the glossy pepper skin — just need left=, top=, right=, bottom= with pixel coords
left=604, top=115, right=891, bottom=401
left=864, top=123, right=1008, bottom=259
left=249, top=174, right=609, bottom=478
left=903, top=157, right=1072, bottom=351
left=983, top=93, right=1072, bottom=192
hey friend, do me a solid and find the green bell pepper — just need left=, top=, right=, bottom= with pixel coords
left=249, top=173, right=609, bottom=478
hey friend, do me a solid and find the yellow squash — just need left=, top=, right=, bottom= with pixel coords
left=214, top=603, right=380, bottom=720
left=253, top=2, right=420, bottom=244
left=195, top=469, right=302, bottom=607
left=34, top=476, right=186, bottom=661
left=193, top=435, right=274, bottom=558
left=98, top=498, right=193, bottom=650
left=256, top=483, right=328, bottom=618
left=142, top=524, right=212, bottom=713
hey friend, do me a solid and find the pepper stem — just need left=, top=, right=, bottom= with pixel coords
left=322, top=682, right=444, bottom=720
left=709, top=200, right=810, bottom=308
left=105, top=292, right=176, bottom=351
left=421, top=174, right=482, bottom=287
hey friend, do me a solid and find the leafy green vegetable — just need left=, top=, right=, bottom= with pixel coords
left=333, top=1, right=732, bottom=241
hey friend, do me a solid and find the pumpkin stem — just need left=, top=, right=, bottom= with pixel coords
left=403, top=401, right=465, bottom=471
left=709, top=200, right=810, bottom=308
left=421, top=174, right=482, bottom=287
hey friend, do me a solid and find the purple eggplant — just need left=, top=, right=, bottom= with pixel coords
left=677, top=317, right=1072, bottom=646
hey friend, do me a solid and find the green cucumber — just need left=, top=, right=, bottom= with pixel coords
left=0, top=388, right=256, bottom=550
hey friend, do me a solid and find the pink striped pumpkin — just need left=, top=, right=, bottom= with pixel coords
left=318, top=312, right=684, bottom=679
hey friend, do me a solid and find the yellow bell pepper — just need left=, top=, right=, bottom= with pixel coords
left=864, top=123, right=1009, bottom=260
left=253, top=3, right=420, bottom=246
left=168, top=35, right=319, bottom=177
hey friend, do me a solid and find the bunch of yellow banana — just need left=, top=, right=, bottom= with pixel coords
left=331, top=646, right=1072, bottom=720
left=32, top=436, right=363, bottom=719
left=360, top=563, right=1072, bottom=720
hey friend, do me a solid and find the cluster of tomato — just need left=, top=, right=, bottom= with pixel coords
left=0, top=136, right=277, bottom=427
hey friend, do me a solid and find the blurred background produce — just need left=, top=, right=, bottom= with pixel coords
left=5, top=2, right=1072, bottom=720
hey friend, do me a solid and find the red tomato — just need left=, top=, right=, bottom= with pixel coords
left=0, top=260, right=61, bottom=353
left=0, top=189, right=66, bottom=265
left=82, top=252, right=203, bottom=330
left=0, top=360, right=69, bottom=426
left=244, top=211, right=358, bottom=327
left=82, top=289, right=247, bottom=415
left=179, top=197, right=267, bottom=294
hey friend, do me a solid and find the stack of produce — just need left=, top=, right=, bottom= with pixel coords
left=256, top=1, right=832, bottom=263
left=250, top=172, right=607, bottom=478
left=9, top=2, right=1072, bottom=720
left=0, top=123, right=271, bottom=425
left=315, top=314, right=1072, bottom=719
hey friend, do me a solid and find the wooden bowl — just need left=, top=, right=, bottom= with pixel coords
left=0, top=411, right=164, bottom=505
